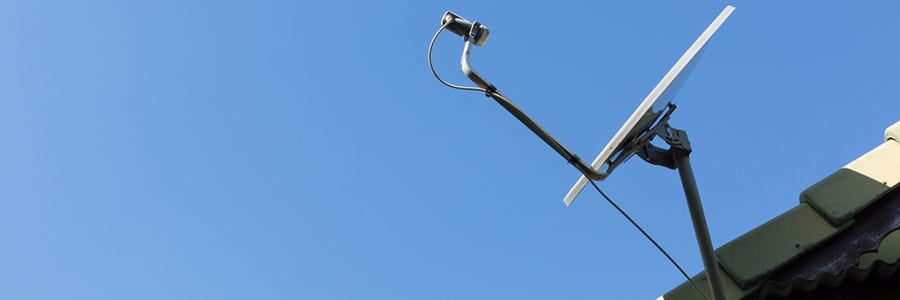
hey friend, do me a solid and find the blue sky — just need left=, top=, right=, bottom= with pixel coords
left=1, top=1, right=898, bottom=299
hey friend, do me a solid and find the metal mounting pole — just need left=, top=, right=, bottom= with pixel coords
left=638, top=123, right=726, bottom=300
left=672, top=147, right=727, bottom=300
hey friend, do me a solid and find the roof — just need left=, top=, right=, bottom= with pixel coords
left=658, top=120, right=900, bottom=300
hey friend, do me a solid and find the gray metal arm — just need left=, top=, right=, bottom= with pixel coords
left=460, top=41, right=608, bottom=180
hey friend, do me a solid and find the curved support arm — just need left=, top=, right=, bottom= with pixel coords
left=459, top=42, right=607, bottom=180
left=461, top=41, right=495, bottom=91
left=487, top=91, right=608, bottom=180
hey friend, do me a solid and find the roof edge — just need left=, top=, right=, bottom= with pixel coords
left=886, top=120, right=900, bottom=143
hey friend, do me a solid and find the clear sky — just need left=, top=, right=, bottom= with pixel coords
left=1, top=1, right=898, bottom=299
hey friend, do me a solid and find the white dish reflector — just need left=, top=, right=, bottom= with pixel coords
left=564, top=5, right=735, bottom=206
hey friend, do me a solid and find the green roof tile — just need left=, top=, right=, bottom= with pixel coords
left=800, top=141, right=900, bottom=225
left=858, top=229, right=900, bottom=269
left=714, top=203, right=841, bottom=288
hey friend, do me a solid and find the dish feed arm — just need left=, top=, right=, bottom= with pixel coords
left=460, top=41, right=608, bottom=181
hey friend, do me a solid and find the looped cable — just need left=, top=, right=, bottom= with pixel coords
left=428, top=23, right=488, bottom=92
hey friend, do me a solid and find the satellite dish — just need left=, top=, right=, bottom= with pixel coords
left=563, top=5, right=735, bottom=206
left=429, top=7, right=736, bottom=299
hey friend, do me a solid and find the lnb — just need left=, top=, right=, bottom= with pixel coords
left=441, top=11, right=490, bottom=46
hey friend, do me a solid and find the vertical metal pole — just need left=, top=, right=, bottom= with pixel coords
left=672, top=148, right=727, bottom=300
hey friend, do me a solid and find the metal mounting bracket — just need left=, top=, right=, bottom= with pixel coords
left=635, top=104, right=694, bottom=170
